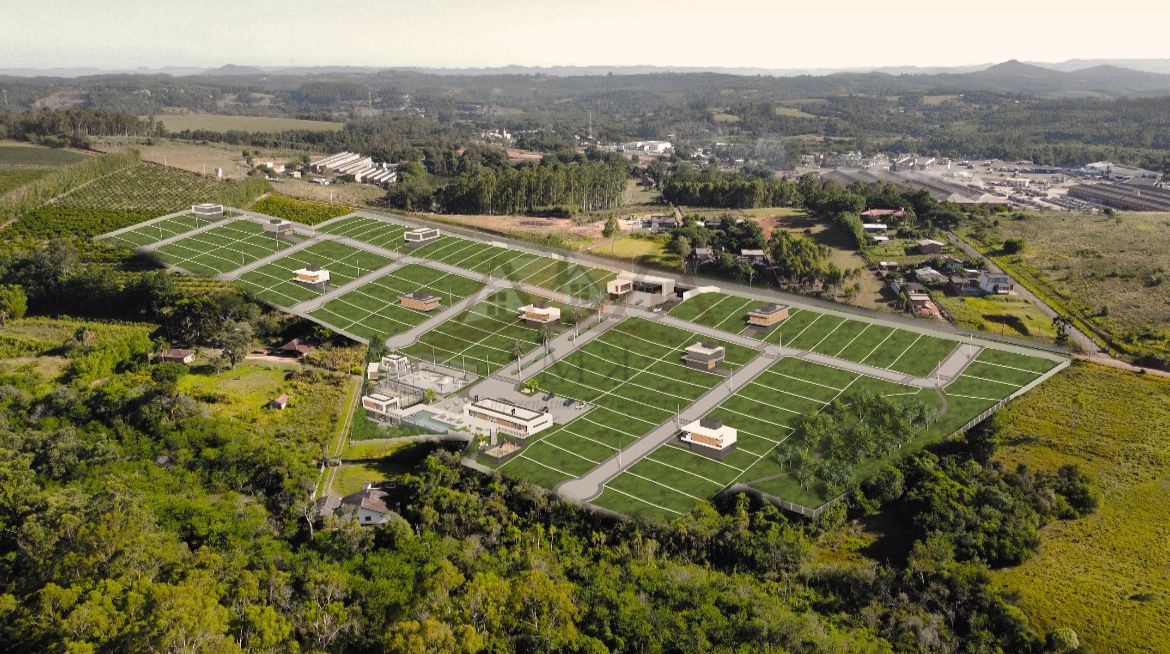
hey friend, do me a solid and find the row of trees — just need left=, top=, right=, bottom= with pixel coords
left=1, top=108, right=155, bottom=146
left=661, top=167, right=801, bottom=208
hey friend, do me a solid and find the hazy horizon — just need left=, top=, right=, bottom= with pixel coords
left=3, top=0, right=1169, bottom=71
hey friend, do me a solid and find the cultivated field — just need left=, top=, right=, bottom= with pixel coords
left=152, top=219, right=290, bottom=276
left=310, top=264, right=484, bottom=343
left=154, top=113, right=344, bottom=133
left=961, top=211, right=1170, bottom=361
left=93, top=137, right=315, bottom=177
left=249, top=194, right=351, bottom=225
left=398, top=288, right=571, bottom=376
left=51, top=162, right=265, bottom=218
left=0, top=142, right=88, bottom=203
left=236, top=240, right=392, bottom=306
left=319, top=214, right=616, bottom=301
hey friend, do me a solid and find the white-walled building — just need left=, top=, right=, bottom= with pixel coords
left=463, top=398, right=553, bottom=439
left=404, top=227, right=440, bottom=248
left=192, top=203, right=224, bottom=219
left=294, top=264, right=330, bottom=287
left=362, top=393, right=401, bottom=421
left=680, top=417, right=738, bottom=460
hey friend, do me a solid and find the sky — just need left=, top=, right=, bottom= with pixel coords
left=2, top=0, right=1170, bottom=71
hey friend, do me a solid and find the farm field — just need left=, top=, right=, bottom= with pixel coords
left=154, top=113, right=344, bottom=133
left=152, top=219, right=290, bottom=276
left=0, top=141, right=86, bottom=167
left=310, top=264, right=484, bottom=343
left=93, top=137, right=317, bottom=177
left=249, top=194, right=351, bottom=225
left=670, top=292, right=962, bottom=377
left=492, top=317, right=759, bottom=493
left=319, top=215, right=616, bottom=301
left=51, top=162, right=267, bottom=218
left=100, top=213, right=216, bottom=249
left=960, top=211, right=1170, bottom=362
left=989, top=363, right=1170, bottom=654
left=397, top=288, right=571, bottom=377
left=235, top=240, right=392, bottom=307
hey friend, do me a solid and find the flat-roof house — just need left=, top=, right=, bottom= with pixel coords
left=463, top=398, right=553, bottom=438
left=683, top=341, right=726, bottom=371
left=276, top=338, right=313, bottom=358
left=191, top=203, right=224, bottom=219
left=268, top=393, right=289, bottom=410
left=157, top=348, right=195, bottom=364
left=606, top=272, right=676, bottom=307
left=680, top=417, right=737, bottom=460
left=400, top=290, right=441, bottom=312
left=862, top=223, right=889, bottom=232
left=366, top=362, right=380, bottom=380
left=294, top=264, right=330, bottom=287
left=404, top=227, right=440, bottom=248
left=519, top=300, right=561, bottom=325
left=340, top=484, right=394, bottom=525
left=263, top=218, right=294, bottom=238
left=747, top=303, right=789, bottom=328
left=380, top=354, right=410, bottom=378
left=916, top=239, right=945, bottom=255
left=362, top=393, right=401, bottom=421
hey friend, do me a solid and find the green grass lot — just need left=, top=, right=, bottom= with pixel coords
left=101, top=213, right=216, bottom=248
left=588, top=234, right=680, bottom=269
left=988, top=363, right=1170, bottom=654
left=670, top=292, right=961, bottom=377
left=310, top=264, right=484, bottom=343
left=933, top=293, right=1058, bottom=341
left=153, top=219, right=290, bottom=276
left=493, top=317, right=758, bottom=494
left=319, top=215, right=616, bottom=302
left=154, top=113, right=344, bottom=133
left=398, top=288, right=570, bottom=377
left=0, top=141, right=86, bottom=167
left=249, top=194, right=351, bottom=225
left=52, top=162, right=254, bottom=218
left=236, top=240, right=392, bottom=307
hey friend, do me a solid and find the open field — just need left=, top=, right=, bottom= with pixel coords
left=319, top=214, right=616, bottom=301
left=152, top=219, right=289, bottom=276
left=101, top=213, right=216, bottom=249
left=670, top=291, right=962, bottom=377
left=93, top=137, right=317, bottom=177
left=0, top=141, right=87, bottom=167
left=154, top=113, right=344, bottom=133
left=236, top=240, right=392, bottom=306
left=989, top=362, right=1170, bottom=654
left=585, top=233, right=680, bottom=269
left=268, top=178, right=387, bottom=207
left=51, top=162, right=266, bottom=218
left=933, top=292, right=1058, bottom=341
left=397, top=288, right=570, bottom=377
left=311, top=264, right=484, bottom=343
left=492, top=317, right=759, bottom=493
left=960, top=211, right=1170, bottom=362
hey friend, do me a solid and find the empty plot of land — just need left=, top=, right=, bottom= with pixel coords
left=103, top=213, right=216, bottom=248
left=153, top=220, right=289, bottom=276
left=667, top=292, right=760, bottom=334
left=397, top=288, right=565, bottom=377
left=310, top=264, right=484, bottom=343
left=235, top=241, right=392, bottom=306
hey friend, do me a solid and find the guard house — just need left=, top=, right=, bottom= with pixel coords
left=362, top=393, right=401, bottom=421
left=519, top=300, right=561, bottom=325
left=294, top=264, right=330, bottom=288
left=399, top=290, right=441, bottom=311
left=191, top=203, right=224, bottom=219
left=463, top=398, right=553, bottom=438
left=606, top=271, right=676, bottom=307
left=683, top=341, right=726, bottom=371
left=380, top=354, right=410, bottom=378
left=680, top=417, right=737, bottom=460
left=747, top=303, right=789, bottom=328
left=263, top=218, right=294, bottom=238
left=404, top=227, right=440, bottom=248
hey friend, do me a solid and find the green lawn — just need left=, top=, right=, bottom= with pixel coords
left=102, top=213, right=216, bottom=248
left=153, top=219, right=290, bottom=276
left=667, top=292, right=761, bottom=335
left=236, top=240, right=393, bottom=307
left=310, top=264, right=484, bottom=343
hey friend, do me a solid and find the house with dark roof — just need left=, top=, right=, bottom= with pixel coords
left=683, top=342, right=726, bottom=371
left=156, top=348, right=195, bottom=364
left=275, top=338, right=313, bottom=358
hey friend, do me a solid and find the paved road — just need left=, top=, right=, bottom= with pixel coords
left=214, top=235, right=328, bottom=281
left=384, top=282, right=508, bottom=350
left=291, top=260, right=406, bottom=312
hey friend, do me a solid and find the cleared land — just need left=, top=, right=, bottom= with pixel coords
left=960, top=211, right=1170, bottom=361
left=310, top=264, right=484, bottom=343
left=101, top=213, right=216, bottom=249
left=494, top=317, right=758, bottom=493
left=236, top=240, right=392, bottom=306
left=319, top=215, right=616, bottom=301
left=933, top=293, right=1058, bottom=342
left=398, top=288, right=570, bottom=377
left=154, top=113, right=344, bottom=133
left=153, top=220, right=290, bottom=276
left=990, top=363, right=1170, bottom=654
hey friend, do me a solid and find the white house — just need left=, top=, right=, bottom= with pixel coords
left=404, top=227, right=440, bottom=248
left=519, top=300, right=561, bottom=325
left=293, top=264, right=330, bottom=287
left=463, top=398, right=553, bottom=439
left=680, top=417, right=737, bottom=460
left=862, top=223, right=889, bottom=232
left=978, top=271, right=1014, bottom=294
left=191, top=203, right=224, bottom=219
left=362, top=393, right=401, bottom=421
left=340, top=484, right=394, bottom=525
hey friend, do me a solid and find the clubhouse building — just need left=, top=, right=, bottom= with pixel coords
left=680, top=417, right=738, bottom=460
left=519, top=300, right=561, bottom=325
left=606, top=271, right=676, bottom=307
left=463, top=398, right=553, bottom=439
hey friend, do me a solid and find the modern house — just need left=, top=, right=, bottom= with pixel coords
left=263, top=218, right=294, bottom=239
left=191, top=203, right=224, bottom=219
left=519, top=300, right=561, bottom=325
left=156, top=348, right=195, bottom=364
left=404, top=227, right=440, bottom=248
left=916, top=239, right=945, bottom=255
left=400, top=290, right=441, bottom=312
left=366, top=362, right=380, bottom=380
left=747, top=303, right=789, bottom=328
left=683, top=341, right=726, bottom=371
left=606, top=272, right=676, bottom=306
left=380, top=354, right=410, bottom=378
left=294, top=264, right=330, bottom=288
left=679, top=417, right=738, bottom=460
left=340, top=484, right=394, bottom=525
left=463, top=398, right=553, bottom=438
left=362, top=393, right=401, bottom=421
